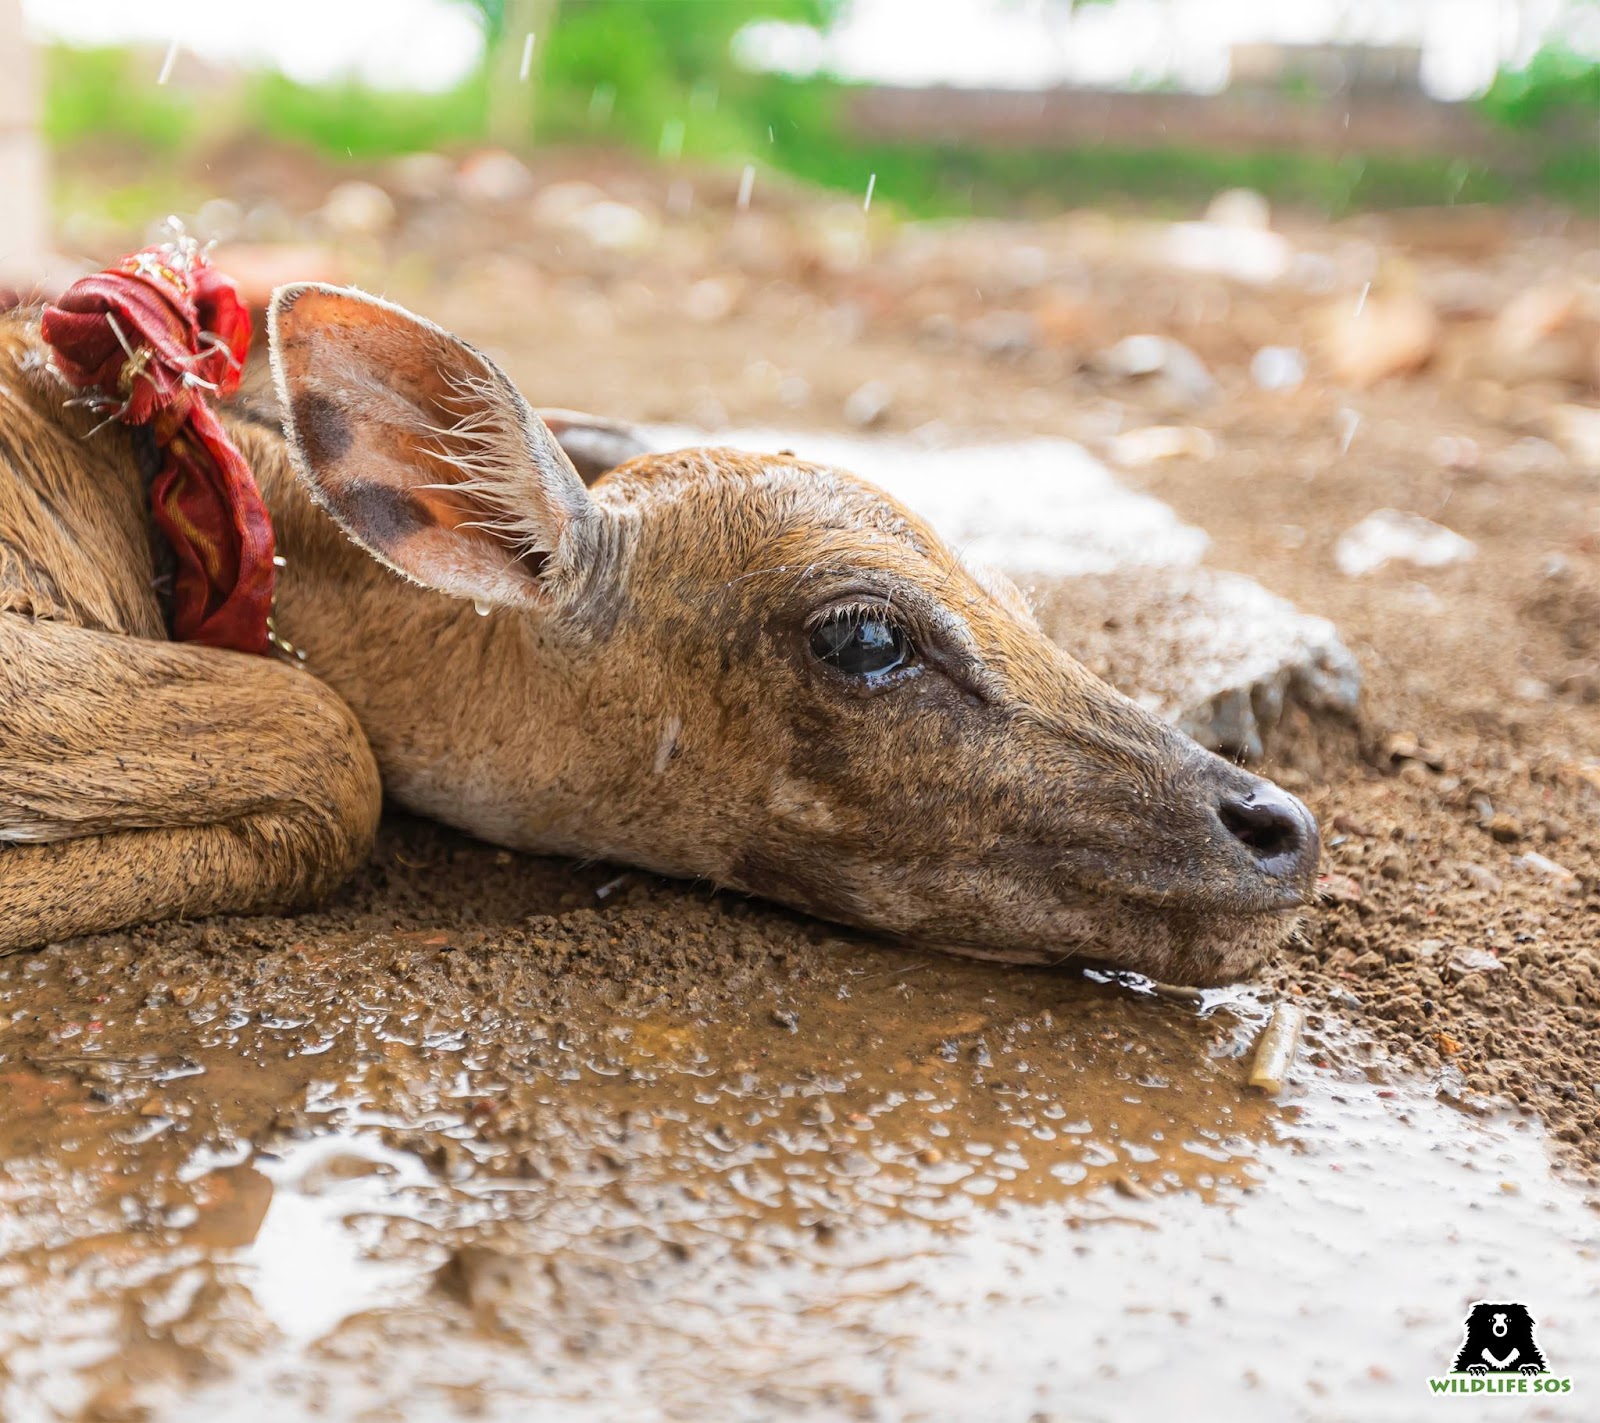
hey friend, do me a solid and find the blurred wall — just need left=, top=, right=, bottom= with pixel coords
left=0, top=0, right=48, bottom=286
left=0, top=0, right=49, bottom=286
left=844, top=84, right=1528, bottom=162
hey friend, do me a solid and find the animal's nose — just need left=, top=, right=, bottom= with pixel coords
left=1215, top=782, right=1319, bottom=880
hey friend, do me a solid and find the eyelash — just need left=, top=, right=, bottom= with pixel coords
left=808, top=599, right=903, bottom=633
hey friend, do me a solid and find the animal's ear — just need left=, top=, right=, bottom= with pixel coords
left=268, top=284, right=604, bottom=610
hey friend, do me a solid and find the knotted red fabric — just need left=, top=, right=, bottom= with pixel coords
left=41, top=239, right=275, bottom=654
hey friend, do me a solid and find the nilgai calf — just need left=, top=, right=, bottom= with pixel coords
left=0, top=273, right=1319, bottom=984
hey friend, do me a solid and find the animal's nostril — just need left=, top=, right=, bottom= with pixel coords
left=1217, top=787, right=1310, bottom=871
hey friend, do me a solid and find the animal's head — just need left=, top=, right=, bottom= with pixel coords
left=269, top=285, right=1319, bottom=987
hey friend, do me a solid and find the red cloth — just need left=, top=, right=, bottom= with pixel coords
left=41, top=241, right=275, bottom=654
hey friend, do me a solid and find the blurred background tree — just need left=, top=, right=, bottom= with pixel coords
left=461, top=0, right=845, bottom=151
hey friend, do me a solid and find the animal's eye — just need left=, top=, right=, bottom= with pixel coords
left=809, top=608, right=913, bottom=681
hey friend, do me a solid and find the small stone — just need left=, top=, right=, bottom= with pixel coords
left=770, top=1007, right=799, bottom=1033
left=683, top=276, right=741, bottom=324
left=384, top=151, right=456, bottom=201
left=1321, top=291, right=1438, bottom=388
left=1549, top=404, right=1600, bottom=469
left=844, top=379, right=893, bottom=428
left=1514, top=851, right=1576, bottom=883
left=966, top=309, right=1039, bottom=358
left=456, top=149, right=533, bottom=203
left=1250, top=345, right=1307, bottom=392
left=1449, top=947, right=1505, bottom=977
left=1383, top=733, right=1445, bottom=770
left=1205, top=187, right=1272, bottom=230
left=318, top=180, right=397, bottom=238
left=571, top=200, right=656, bottom=253
left=1107, top=425, right=1217, bottom=467
left=1487, top=284, right=1591, bottom=385
left=1095, top=334, right=1216, bottom=407
left=1334, top=510, right=1475, bottom=578
left=1484, top=814, right=1523, bottom=844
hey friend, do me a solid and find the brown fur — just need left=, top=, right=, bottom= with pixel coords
left=0, top=314, right=380, bottom=948
left=0, top=288, right=1318, bottom=983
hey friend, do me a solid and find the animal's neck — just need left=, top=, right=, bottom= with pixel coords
left=234, top=418, right=590, bottom=847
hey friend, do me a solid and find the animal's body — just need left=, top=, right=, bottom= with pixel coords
left=0, top=284, right=1320, bottom=983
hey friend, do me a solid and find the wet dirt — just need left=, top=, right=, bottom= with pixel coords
left=7, top=144, right=1599, bottom=1417
left=2, top=820, right=1597, bottom=1420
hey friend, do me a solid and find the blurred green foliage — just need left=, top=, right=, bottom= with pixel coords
left=42, top=47, right=195, bottom=151
left=528, top=0, right=842, bottom=152
left=37, top=14, right=1598, bottom=217
left=1478, top=45, right=1600, bottom=129
left=246, top=70, right=491, bottom=157
left=1477, top=46, right=1599, bottom=202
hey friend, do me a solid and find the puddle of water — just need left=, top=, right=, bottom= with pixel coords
left=0, top=927, right=1593, bottom=1422
left=245, top=1134, right=431, bottom=1344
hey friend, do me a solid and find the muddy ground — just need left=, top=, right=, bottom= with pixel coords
left=3, top=145, right=1598, bottom=1419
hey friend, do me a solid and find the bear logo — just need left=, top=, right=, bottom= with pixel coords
left=1452, top=1302, right=1549, bottom=1376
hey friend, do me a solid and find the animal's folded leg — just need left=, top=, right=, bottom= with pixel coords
left=0, top=616, right=381, bottom=950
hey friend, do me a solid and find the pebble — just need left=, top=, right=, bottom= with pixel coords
left=1549, top=404, right=1600, bottom=469
left=683, top=276, right=741, bottom=324
left=1449, top=947, right=1506, bottom=977
left=1457, top=863, right=1503, bottom=893
left=318, top=180, right=397, bottom=238
left=843, top=379, right=893, bottom=428
left=1334, top=509, right=1476, bottom=578
left=1383, top=733, right=1445, bottom=770
left=1106, top=425, right=1217, bottom=467
left=384, top=151, right=456, bottom=201
left=1094, top=334, right=1216, bottom=407
left=456, top=149, right=534, bottom=203
left=1484, top=813, right=1523, bottom=844
left=1321, top=291, right=1438, bottom=388
left=1514, top=851, right=1576, bottom=883
left=1250, top=345, right=1307, bottom=392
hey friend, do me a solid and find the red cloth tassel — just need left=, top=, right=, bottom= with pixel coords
left=41, top=240, right=275, bottom=655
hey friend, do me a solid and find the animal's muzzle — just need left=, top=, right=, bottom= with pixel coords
left=1214, top=779, right=1320, bottom=884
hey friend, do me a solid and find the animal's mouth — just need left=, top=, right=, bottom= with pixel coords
left=1068, top=870, right=1312, bottom=917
